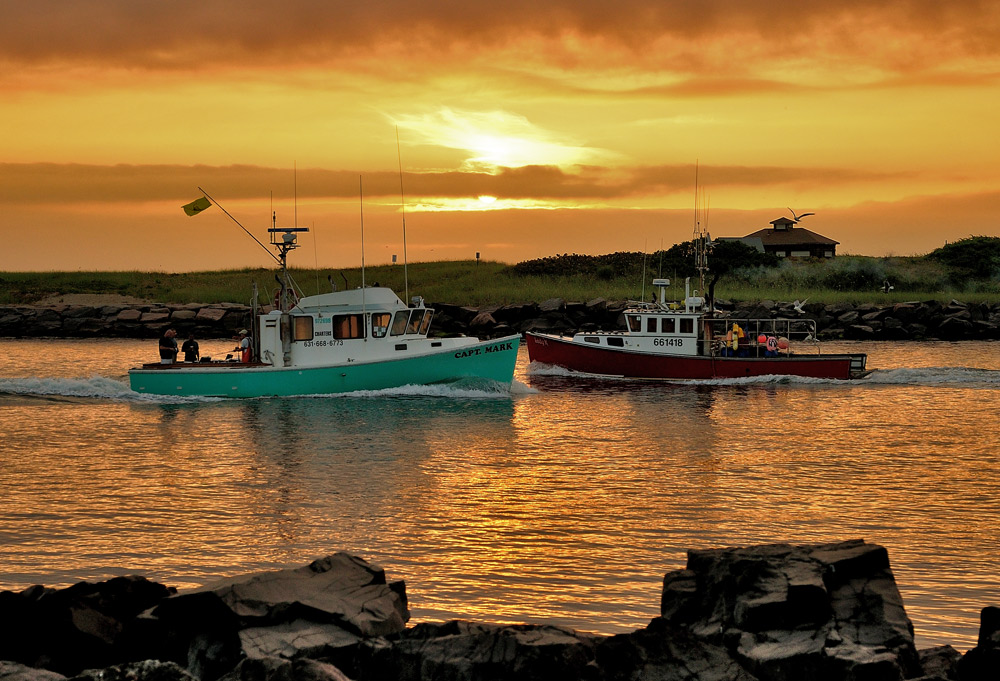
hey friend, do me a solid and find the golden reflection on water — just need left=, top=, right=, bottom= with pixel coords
left=1, top=339, right=999, bottom=651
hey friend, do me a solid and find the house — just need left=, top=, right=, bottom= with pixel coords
left=740, top=217, right=839, bottom=259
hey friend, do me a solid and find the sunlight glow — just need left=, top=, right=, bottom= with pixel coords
left=394, top=107, right=607, bottom=172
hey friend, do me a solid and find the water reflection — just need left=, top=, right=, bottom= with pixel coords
left=1, top=340, right=999, bottom=650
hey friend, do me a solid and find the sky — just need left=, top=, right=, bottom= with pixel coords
left=1, top=0, right=998, bottom=271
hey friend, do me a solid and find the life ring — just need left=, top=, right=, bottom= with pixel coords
left=273, top=288, right=299, bottom=309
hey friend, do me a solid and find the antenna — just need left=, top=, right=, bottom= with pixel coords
left=359, top=176, right=367, bottom=323
left=396, top=126, right=409, bottom=303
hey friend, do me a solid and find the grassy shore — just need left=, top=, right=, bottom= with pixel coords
left=2, top=256, right=998, bottom=307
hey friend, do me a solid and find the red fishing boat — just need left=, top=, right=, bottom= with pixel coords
left=525, top=278, right=869, bottom=381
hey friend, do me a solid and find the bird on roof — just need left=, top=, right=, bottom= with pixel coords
left=788, top=208, right=815, bottom=222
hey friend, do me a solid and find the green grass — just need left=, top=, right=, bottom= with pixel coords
left=2, top=255, right=998, bottom=307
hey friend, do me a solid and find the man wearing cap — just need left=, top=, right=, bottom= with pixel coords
left=236, top=329, right=252, bottom=363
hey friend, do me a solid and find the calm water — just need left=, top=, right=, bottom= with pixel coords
left=1, top=338, right=999, bottom=651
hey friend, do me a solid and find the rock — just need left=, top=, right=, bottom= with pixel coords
left=195, top=308, right=228, bottom=323
left=659, top=539, right=920, bottom=681
left=116, top=309, right=143, bottom=322
left=539, top=298, right=565, bottom=313
left=469, top=312, right=497, bottom=328
left=597, top=617, right=758, bottom=681
left=146, top=553, right=407, bottom=679
left=0, top=577, right=176, bottom=677
left=216, top=656, right=352, bottom=681
left=0, top=661, right=67, bottom=681
left=367, top=621, right=599, bottom=681
left=958, top=606, right=1000, bottom=681
left=67, top=660, right=195, bottom=681
left=917, top=645, right=960, bottom=679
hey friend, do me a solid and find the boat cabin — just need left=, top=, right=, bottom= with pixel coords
left=257, top=287, right=438, bottom=367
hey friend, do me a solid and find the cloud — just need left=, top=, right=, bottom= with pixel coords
left=2, top=0, right=997, bottom=79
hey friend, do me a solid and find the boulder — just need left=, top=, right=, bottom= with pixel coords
left=0, top=577, right=176, bottom=677
left=365, top=621, right=598, bottom=681
left=0, top=661, right=67, bottom=681
left=659, top=539, right=921, bottom=681
left=957, top=606, right=1000, bottom=681
left=68, top=660, right=195, bottom=681
left=216, top=657, right=351, bottom=681
left=596, top=617, right=758, bottom=681
left=539, top=298, right=565, bottom=313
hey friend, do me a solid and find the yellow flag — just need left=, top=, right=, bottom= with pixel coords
left=182, top=196, right=212, bottom=216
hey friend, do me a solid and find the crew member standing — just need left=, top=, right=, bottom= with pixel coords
left=159, top=328, right=179, bottom=364
left=181, top=332, right=200, bottom=363
left=236, top=329, right=251, bottom=363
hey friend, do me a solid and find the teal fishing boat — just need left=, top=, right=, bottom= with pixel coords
left=129, top=194, right=519, bottom=397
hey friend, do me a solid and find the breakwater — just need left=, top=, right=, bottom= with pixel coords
left=3, top=297, right=999, bottom=341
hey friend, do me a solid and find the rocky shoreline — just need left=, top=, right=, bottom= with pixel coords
left=0, top=540, right=995, bottom=681
left=2, top=297, right=1000, bottom=341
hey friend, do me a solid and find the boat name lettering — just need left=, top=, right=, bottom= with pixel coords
left=455, top=341, right=513, bottom=359
left=653, top=338, right=684, bottom=347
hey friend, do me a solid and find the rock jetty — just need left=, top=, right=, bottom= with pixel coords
left=0, top=540, right=996, bottom=681
left=2, top=298, right=1000, bottom=341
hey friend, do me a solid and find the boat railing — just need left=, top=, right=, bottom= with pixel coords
left=704, top=317, right=821, bottom=357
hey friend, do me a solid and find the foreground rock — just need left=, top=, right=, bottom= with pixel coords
left=0, top=541, right=994, bottom=681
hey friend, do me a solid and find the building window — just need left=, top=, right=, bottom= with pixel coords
left=775, top=250, right=787, bottom=258
left=824, top=250, right=834, bottom=258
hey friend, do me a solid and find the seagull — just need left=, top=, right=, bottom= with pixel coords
left=792, top=298, right=808, bottom=314
left=788, top=208, right=815, bottom=222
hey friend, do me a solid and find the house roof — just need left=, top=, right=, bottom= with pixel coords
left=743, top=225, right=839, bottom=246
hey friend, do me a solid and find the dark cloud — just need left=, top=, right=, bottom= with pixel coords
left=1, top=0, right=996, bottom=70
left=0, top=161, right=907, bottom=205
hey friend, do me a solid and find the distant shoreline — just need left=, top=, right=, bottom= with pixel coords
left=2, top=295, right=998, bottom=342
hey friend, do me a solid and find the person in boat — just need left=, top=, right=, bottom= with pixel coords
left=181, top=332, right=200, bottom=363
left=235, top=329, right=251, bottom=363
left=736, top=325, right=751, bottom=357
left=159, top=328, right=179, bottom=364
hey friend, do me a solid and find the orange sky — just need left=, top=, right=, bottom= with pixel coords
left=1, top=0, right=998, bottom=271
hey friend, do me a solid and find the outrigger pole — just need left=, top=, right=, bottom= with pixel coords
left=198, top=187, right=281, bottom=267
left=396, top=126, right=409, bottom=304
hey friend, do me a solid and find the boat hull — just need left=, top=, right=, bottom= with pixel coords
left=525, top=332, right=863, bottom=380
left=130, top=335, right=520, bottom=397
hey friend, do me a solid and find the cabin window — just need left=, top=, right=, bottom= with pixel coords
left=333, top=314, right=365, bottom=339
left=584, top=336, right=600, bottom=344
left=680, top=318, right=694, bottom=334
left=390, top=310, right=410, bottom=336
left=662, top=318, right=676, bottom=333
left=607, top=337, right=624, bottom=347
left=646, top=317, right=657, bottom=333
left=371, top=313, right=391, bottom=338
left=418, top=310, right=433, bottom=335
left=628, top=315, right=641, bottom=332
left=293, top=316, right=314, bottom=341
left=406, top=310, right=424, bottom=334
